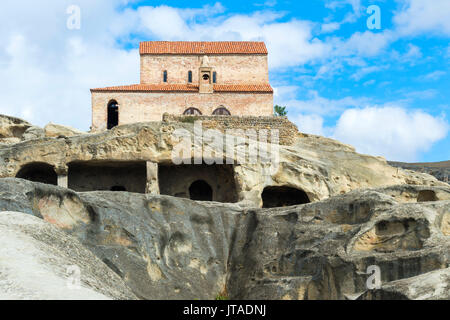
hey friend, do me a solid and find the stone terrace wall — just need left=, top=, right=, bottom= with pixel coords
left=162, top=114, right=299, bottom=145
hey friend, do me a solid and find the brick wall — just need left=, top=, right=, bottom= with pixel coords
left=91, top=91, right=273, bottom=131
left=140, top=54, right=269, bottom=85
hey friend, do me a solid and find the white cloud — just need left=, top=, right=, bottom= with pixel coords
left=321, top=22, right=340, bottom=34
left=335, top=31, right=396, bottom=57
left=325, top=0, right=363, bottom=17
left=422, top=71, right=446, bottom=81
left=332, top=106, right=449, bottom=161
left=394, top=0, right=450, bottom=36
left=325, top=0, right=363, bottom=24
left=403, top=44, right=422, bottom=60
left=390, top=43, right=423, bottom=66
left=350, top=65, right=384, bottom=81
left=0, top=0, right=140, bottom=130
left=405, top=89, right=438, bottom=100
left=294, top=114, right=328, bottom=136
left=282, top=90, right=369, bottom=115
left=137, top=7, right=331, bottom=69
left=363, top=79, right=376, bottom=86
left=314, top=60, right=343, bottom=79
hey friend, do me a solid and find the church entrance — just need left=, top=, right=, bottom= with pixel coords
left=107, top=100, right=119, bottom=129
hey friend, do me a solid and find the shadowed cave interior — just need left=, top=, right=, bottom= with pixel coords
left=262, top=186, right=310, bottom=208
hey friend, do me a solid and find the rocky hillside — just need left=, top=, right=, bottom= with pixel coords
left=0, top=178, right=448, bottom=300
left=0, top=114, right=448, bottom=300
left=389, top=161, right=450, bottom=183
left=0, top=210, right=136, bottom=299
left=0, top=114, right=446, bottom=207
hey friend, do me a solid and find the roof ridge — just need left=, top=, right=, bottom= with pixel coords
left=139, top=41, right=268, bottom=55
left=90, top=83, right=273, bottom=93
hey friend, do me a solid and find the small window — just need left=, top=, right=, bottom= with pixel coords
left=213, top=72, right=217, bottom=83
left=188, top=71, right=193, bottom=83
left=163, top=70, right=168, bottom=83
left=183, top=108, right=202, bottom=115
left=212, top=107, right=231, bottom=116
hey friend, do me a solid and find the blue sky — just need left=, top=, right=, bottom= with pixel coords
left=0, top=0, right=448, bottom=162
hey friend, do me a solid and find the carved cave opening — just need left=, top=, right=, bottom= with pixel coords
left=417, top=190, right=437, bottom=202
left=262, top=186, right=310, bottom=208
left=189, top=180, right=213, bottom=201
left=68, top=161, right=146, bottom=193
left=158, top=164, right=238, bottom=203
left=16, top=162, right=57, bottom=185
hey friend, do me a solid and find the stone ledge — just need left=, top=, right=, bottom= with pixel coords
left=162, top=113, right=299, bottom=145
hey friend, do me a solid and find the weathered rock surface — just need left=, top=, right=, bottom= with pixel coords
left=22, top=126, right=45, bottom=141
left=44, top=123, right=85, bottom=138
left=0, top=121, right=447, bottom=207
left=0, top=115, right=86, bottom=145
left=0, top=178, right=448, bottom=300
left=1, top=116, right=448, bottom=299
left=0, top=210, right=136, bottom=300
left=359, top=268, right=450, bottom=300
left=0, top=114, right=32, bottom=144
left=389, top=161, right=450, bottom=183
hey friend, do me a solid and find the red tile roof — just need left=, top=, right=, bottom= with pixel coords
left=139, top=41, right=268, bottom=55
left=213, top=84, right=272, bottom=92
left=90, top=84, right=273, bottom=93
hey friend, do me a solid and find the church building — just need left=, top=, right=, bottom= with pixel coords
left=90, top=41, right=274, bottom=131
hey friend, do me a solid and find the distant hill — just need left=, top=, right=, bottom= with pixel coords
left=389, top=161, right=450, bottom=183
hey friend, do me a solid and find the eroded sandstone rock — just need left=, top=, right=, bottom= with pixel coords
left=0, top=114, right=32, bottom=143
left=359, top=268, right=450, bottom=300
left=0, top=121, right=447, bottom=208
left=44, top=123, right=85, bottom=138
left=0, top=211, right=136, bottom=300
left=0, top=178, right=448, bottom=300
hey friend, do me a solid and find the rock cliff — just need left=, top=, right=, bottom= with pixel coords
left=0, top=179, right=448, bottom=300
left=0, top=116, right=448, bottom=300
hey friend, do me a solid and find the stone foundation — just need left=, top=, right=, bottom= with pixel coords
left=163, top=114, right=299, bottom=145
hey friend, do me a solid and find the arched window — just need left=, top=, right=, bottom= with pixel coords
left=213, top=71, right=217, bottom=83
left=183, top=107, right=202, bottom=115
left=188, top=70, right=193, bottom=83
left=189, top=180, right=213, bottom=201
left=212, top=107, right=231, bottom=116
left=163, top=70, right=168, bottom=82
left=16, top=162, right=57, bottom=185
left=107, top=100, right=119, bottom=129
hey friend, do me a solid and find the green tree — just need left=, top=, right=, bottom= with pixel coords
left=274, top=105, right=287, bottom=116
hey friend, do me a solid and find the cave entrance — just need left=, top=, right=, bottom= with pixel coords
left=16, top=162, right=57, bottom=185
left=68, top=161, right=146, bottom=193
left=189, top=180, right=213, bottom=201
left=262, top=186, right=310, bottom=208
left=158, top=164, right=237, bottom=203
left=417, top=190, right=437, bottom=202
